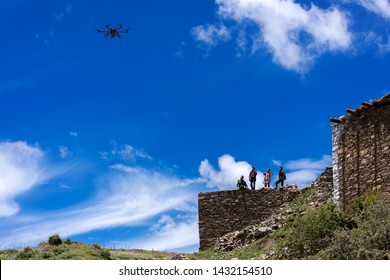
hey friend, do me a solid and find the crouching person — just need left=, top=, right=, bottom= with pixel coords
left=237, top=175, right=248, bottom=190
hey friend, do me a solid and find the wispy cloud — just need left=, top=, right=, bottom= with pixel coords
left=123, top=215, right=199, bottom=252
left=53, top=4, right=73, bottom=22
left=272, top=159, right=282, bottom=167
left=283, top=155, right=332, bottom=187
left=353, top=0, right=390, bottom=20
left=284, top=155, right=332, bottom=171
left=193, top=0, right=352, bottom=72
left=59, top=146, right=72, bottom=159
left=69, top=131, right=78, bottom=138
left=65, top=4, right=73, bottom=15
left=0, top=141, right=63, bottom=218
left=100, top=143, right=152, bottom=161
left=192, top=24, right=231, bottom=46
left=0, top=165, right=201, bottom=249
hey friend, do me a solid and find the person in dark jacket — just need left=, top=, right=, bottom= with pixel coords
left=275, top=167, right=286, bottom=188
left=236, top=175, right=248, bottom=190
left=249, top=166, right=257, bottom=190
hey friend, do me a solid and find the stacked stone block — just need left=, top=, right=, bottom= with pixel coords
left=332, top=93, right=390, bottom=210
left=198, top=188, right=301, bottom=250
left=310, top=167, right=333, bottom=204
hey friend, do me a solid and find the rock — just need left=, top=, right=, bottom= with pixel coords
left=236, top=230, right=246, bottom=240
left=271, top=224, right=279, bottom=230
left=254, top=227, right=272, bottom=239
left=170, top=254, right=188, bottom=260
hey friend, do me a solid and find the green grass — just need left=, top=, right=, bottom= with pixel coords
left=109, top=249, right=175, bottom=260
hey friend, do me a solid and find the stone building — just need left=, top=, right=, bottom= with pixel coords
left=331, top=93, right=390, bottom=210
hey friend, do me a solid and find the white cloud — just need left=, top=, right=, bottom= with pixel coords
left=272, top=159, right=282, bottom=166
left=354, top=0, right=390, bottom=20
left=192, top=24, right=231, bottom=46
left=66, top=4, right=73, bottom=15
left=379, top=37, right=390, bottom=52
left=199, top=154, right=258, bottom=189
left=134, top=215, right=199, bottom=252
left=0, top=141, right=60, bottom=218
left=195, top=0, right=352, bottom=72
left=100, top=143, right=152, bottom=161
left=0, top=166, right=202, bottom=249
left=53, top=12, right=64, bottom=22
left=199, top=154, right=332, bottom=189
left=69, top=131, right=78, bottom=138
left=109, top=163, right=145, bottom=173
left=358, top=30, right=390, bottom=53
left=284, top=155, right=332, bottom=171
left=282, top=155, right=332, bottom=187
left=59, top=146, right=72, bottom=159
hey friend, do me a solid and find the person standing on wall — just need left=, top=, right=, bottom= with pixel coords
left=263, top=168, right=271, bottom=188
left=275, top=167, right=286, bottom=188
left=249, top=166, right=257, bottom=190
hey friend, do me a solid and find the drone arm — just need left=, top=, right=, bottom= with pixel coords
left=117, top=29, right=129, bottom=33
left=114, top=24, right=123, bottom=31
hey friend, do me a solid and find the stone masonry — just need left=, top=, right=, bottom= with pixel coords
left=198, top=188, right=301, bottom=250
left=331, top=93, right=390, bottom=210
left=309, top=167, right=333, bottom=204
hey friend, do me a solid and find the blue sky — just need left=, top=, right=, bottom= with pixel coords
left=1, top=0, right=390, bottom=253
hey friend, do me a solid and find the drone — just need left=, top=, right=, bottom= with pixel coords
left=95, top=24, right=129, bottom=39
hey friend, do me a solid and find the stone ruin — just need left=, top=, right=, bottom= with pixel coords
left=198, top=93, right=390, bottom=250
left=331, top=93, right=390, bottom=210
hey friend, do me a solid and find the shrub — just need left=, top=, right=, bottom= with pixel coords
left=99, top=249, right=112, bottom=260
left=351, top=189, right=379, bottom=214
left=16, top=246, right=35, bottom=260
left=92, top=243, right=102, bottom=250
left=276, top=201, right=354, bottom=259
left=324, top=196, right=390, bottom=260
left=41, top=252, right=52, bottom=259
left=286, top=190, right=317, bottom=208
left=48, top=234, right=63, bottom=246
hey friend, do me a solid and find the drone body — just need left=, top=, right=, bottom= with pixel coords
left=96, top=24, right=129, bottom=39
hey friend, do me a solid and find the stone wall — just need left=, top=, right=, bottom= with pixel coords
left=331, top=93, right=390, bottom=210
left=309, top=167, right=333, bottom=204
left=198, top=188, right=301, bottom=250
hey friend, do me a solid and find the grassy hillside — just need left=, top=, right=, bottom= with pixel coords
left=189, top=190, right=390, bottom=260
left=2, top=190, right=389, bottom=260
left=0, top=240, right=179, bottom=260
